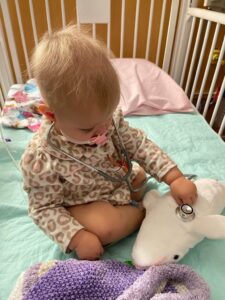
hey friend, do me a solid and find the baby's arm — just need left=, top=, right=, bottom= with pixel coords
left=162, top=167, right=197, bottom=205
left=20, top=150, right=100, bottom=257
left=116, top=110, right=197, bottom=204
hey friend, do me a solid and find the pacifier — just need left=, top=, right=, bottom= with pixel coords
left=175, top=204, right=195, bottom=222
left=89, top=131, right=108, bottom=145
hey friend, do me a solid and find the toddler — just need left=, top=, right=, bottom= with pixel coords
left=21, top=25, right=197, bottom=260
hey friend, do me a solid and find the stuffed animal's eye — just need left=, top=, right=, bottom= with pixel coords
left=173, top=255, right=179, bottom=260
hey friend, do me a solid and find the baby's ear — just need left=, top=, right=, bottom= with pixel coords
left=38, top=103, right=55, bottom=121
left=190, top=215, right=225, bottom=239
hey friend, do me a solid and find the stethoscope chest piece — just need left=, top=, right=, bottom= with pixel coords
left=176, top=204, right=195, bottom=222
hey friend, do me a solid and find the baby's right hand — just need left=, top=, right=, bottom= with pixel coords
left=68, top=229, right=104, bottom=260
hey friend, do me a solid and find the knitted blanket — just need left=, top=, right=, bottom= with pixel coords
left=9, top=259, right=210, bottom=300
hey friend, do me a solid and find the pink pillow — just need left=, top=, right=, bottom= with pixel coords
left=111, top=58, right=193, bottom=116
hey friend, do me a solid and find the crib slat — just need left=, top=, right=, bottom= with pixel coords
left=120, top=0, right=125, bottom=58
left=0, top=86, right=5, bottom=108
left=92, top=23, right=96, bottom=40
left=0, top=0, right=22, bottom=83
left=219, top=115, right=225, bottom=137
left=107, top=15, right=111, bottom=52
left=196, top=23, right=220, bottom=110
left=210, top=77, right=225, bottom=128
left=156, top=0, right=167, bottom=65
left=61, top=0, right=66, bottom=28
left=0, top=65, right=8, bottom=99
left=15, top=0, right=31, bottom=78
left=163, top=0, right=179, bottom=72
left=180, top=17, right=196, bottom=87
left=133, top=0, right=140, bottom=58
left=0, top=22, right=13, bottom=87
left=145, top=0, right=154, bottom=60
left=45, top=0, right=52, bottom=34
left=107, top=0, right=111, bottom=52
left=76, top=1, right=80, bottom=32
left=203, top=37, right=225, bottom=117
left=29, top=0, right=38, bottom=46
left=185, top=18, right=204, bottom=95
left=190, top=21, right=211, bottom=102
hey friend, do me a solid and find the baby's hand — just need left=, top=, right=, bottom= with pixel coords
left=68, top=229, right=104, bottom=260
left=170, top=177, right=197, bottom=206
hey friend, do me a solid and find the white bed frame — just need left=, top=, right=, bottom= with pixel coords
left=0, top=0, right=225, bottom=138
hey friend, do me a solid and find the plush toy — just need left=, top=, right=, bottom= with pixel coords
left=132, top=178, right=225, bottom=269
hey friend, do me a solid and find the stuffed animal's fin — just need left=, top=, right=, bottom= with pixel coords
left=143, top=190, right=161, bottom=210
left=190, top=215, right=225, bottom=239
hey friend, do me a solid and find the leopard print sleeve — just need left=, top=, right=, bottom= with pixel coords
left=114, top=109, right=177, bottom=181
left=20, top=149, right=84, bottom=252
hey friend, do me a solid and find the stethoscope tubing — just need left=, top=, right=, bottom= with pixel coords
left=47, top=119, right=150, bottom=193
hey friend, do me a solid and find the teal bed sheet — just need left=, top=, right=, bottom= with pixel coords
left=1, top=112, right=225, bottom=300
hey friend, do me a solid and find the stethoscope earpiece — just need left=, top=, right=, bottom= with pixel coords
left=176, top=204, right=195, bottom=222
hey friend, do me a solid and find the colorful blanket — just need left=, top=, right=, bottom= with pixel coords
left=9, top=259, right=210, bottom=300
left=1, top=79, right=43, bottom=132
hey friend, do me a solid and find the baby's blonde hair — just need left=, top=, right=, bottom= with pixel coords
left=31, top=25, right=120, bottom=117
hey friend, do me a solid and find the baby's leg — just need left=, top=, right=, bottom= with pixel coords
left=67, top=201, right=145, bottom=245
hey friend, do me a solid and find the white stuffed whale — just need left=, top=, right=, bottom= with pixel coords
left=132, top=178, right=225, bottom=268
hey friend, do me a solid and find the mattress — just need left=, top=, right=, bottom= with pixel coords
left=1, top=111, right=225, bottom=300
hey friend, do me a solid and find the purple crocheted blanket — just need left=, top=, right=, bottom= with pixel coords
left=9, top=259, right=210, bottom=300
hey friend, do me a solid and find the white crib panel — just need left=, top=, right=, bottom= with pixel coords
left=203, top=37, right=225, bottom=117
left=196, top=23, right=220, bottom=110
left=190, top=20, right=211, bottom=102
left=76, top=0, right=110, bottom=24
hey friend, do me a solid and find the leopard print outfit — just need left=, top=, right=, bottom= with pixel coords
left=20, top=108, right=176, bottom=252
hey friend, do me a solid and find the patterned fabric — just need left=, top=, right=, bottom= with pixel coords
left=20, top=108, right=176, bottom=251
left=1, top=79, right=43, bottom=132
left=8, top=259, right=210, bottom=300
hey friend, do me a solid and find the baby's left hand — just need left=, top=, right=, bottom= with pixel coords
left=170, top=177, right=197, bottom=205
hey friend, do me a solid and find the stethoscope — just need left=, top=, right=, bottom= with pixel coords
left=176, top=204, right=195, bottom=222
left=46, top=119, right=151, bottom=193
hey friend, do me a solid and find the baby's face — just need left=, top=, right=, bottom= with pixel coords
left=55, top=103, right=114, bottom=142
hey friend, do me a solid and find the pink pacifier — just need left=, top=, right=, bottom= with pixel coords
left=89, top=131, right=108, bottom=145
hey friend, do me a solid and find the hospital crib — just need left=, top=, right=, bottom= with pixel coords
left=0, top=0, right=224, bottom=137
left=1, top=2, right=225, bottom=299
